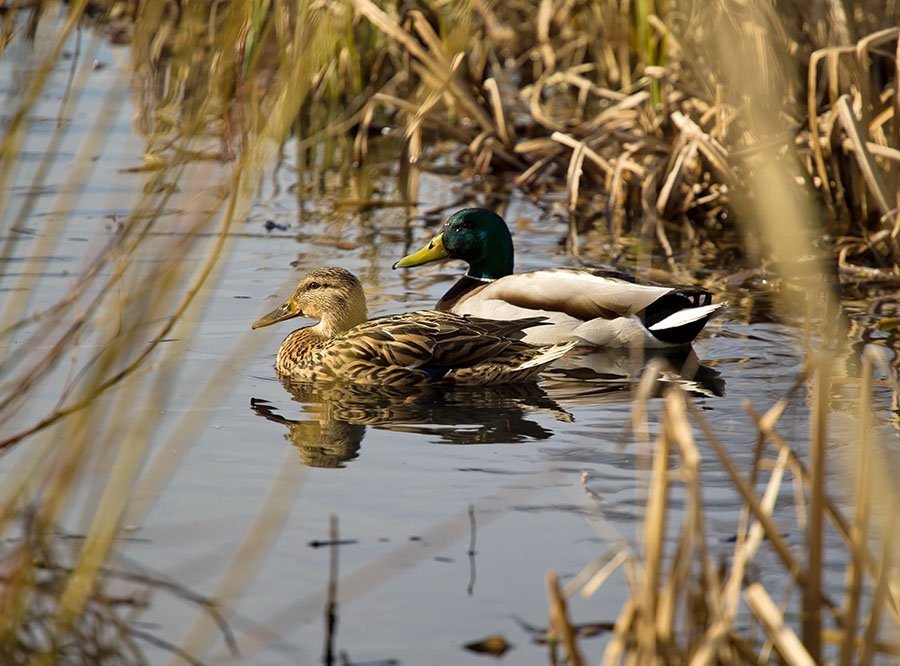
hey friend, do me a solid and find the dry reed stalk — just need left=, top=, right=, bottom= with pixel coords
left=654, top=391, right=695, bottom=644
left=577, top=549, right=630, bottom=599
left=551, top=132, right=615, bottom=177
left=371, top=93, right=472, bottom=143
left=839, top=350, right=875, bottom=665
left=744, top=583, right=816, bottom=666
left=668, top=111, right=736, bottom=185
left=404, top=53, right=466, bottom=140
left=323, top=514, right=340, bottom=664
left=565, top=139, right=587, bottom=214
left=484, top=77, right=516, bottom=148
left=803, top=355, right=830, bottom=660
left=861, top=502, right=898, bottom=664
left=636, top=411, right=670, bottom=660
left=50, top=369, right=161, bottom=636
left=629, top=358, right=666, bottom=448
left=547, top=571, right=585, bottom=666
left=807, top=45, right=852, bottom=203
left=656, top=141, right=697, bottom=218
left=837, top=94, right=894, bottom=217
left=601, top=597, right=636, bottom=666
left=826, top=629, right=900, bottom=657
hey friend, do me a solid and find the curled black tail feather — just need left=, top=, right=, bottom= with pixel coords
left=640, top=289, right=715, bottom=345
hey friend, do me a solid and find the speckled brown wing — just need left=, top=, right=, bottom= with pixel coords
left=446, top=339, right=549, bottom=384
left=273, top=310, right=566, bottom=386
left=405, top=312, right=547, bottom=368
left=324, top=311, right=546, bottom=372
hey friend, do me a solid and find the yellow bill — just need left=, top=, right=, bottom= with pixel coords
left=251, top=299, right=300, bottom=329
left=392, top=232, right=448, bottom=269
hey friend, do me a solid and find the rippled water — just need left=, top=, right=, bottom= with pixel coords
left=1, top=19, right=897, bottom=666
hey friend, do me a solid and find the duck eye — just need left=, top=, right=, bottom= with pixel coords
left=307, top=281, right=321, bottom=290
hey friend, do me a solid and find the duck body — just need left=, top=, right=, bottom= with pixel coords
left=436, top=267, right=719, bottom=347
left=273, top=309, right=571, bottom=384
left=252, top=267, right=574, bottom=386
left=394, top=208, right=722, bottom=347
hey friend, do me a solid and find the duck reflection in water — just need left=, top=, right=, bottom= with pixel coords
left=250, top=380, right=575, bottom=468
left=250, top=347, right=723, bottom=468
left=251, top=394, right=366, bottom=468
left=541, top=346, right=726, bottom=402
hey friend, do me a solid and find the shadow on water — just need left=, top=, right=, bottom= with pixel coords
left=250, top=346, right=725, bottom=467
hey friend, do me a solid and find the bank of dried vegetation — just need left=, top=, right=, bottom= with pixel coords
left=85, top=0, right=900, bottom=276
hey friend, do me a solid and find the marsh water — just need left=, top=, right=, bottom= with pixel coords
left=2, top=18, right=897, bottom=666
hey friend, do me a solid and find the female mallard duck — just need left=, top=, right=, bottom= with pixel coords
left=251, top=267, right=575, bottom=385
left=393, top=208, right=723, bottom=347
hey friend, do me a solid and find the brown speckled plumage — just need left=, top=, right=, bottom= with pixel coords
left=252, top=267, right=574, bottom=386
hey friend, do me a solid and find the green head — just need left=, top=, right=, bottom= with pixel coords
left=392, top=208, right=514, bottom=280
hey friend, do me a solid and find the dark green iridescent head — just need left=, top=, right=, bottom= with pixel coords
left=393, top=208, right=514, bottom=280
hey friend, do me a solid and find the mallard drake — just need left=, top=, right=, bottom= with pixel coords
left=251, top=267, right=575, bottom=385
left=393, top=208, right=723, bottom=347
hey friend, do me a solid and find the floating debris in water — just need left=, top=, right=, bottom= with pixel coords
left=307, top=538, right=358, bottom=549
left=264, top=219, right=289, bottom=232
left=463, top=634, right=512, bottom=657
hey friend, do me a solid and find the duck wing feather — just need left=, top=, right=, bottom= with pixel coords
left=472, top=268, right=675, bottom=321
left=325, top=311, right=549, bottom=371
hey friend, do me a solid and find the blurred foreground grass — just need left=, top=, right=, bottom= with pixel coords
left=0, top=0, right=897, bottom=663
